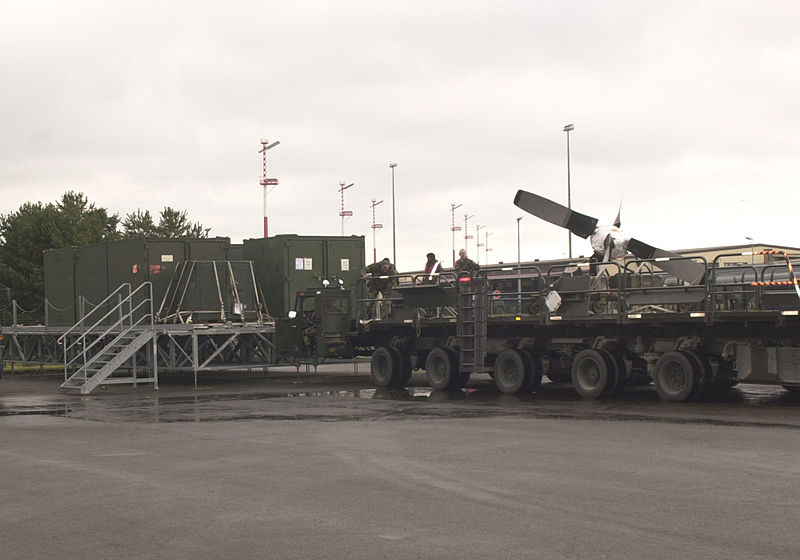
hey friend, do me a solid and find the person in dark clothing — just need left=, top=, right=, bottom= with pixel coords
left=423, top=252, right=442, bottom=284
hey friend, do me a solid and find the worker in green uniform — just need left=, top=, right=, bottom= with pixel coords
left=454, top=248, right=480, bottom=276
left=363, top=257, right=398, bottom=319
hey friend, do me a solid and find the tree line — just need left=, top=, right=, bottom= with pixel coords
left=0, top=191, right=210, bottom=313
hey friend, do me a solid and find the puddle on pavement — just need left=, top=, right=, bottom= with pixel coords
left=2, top=381, right=800, bottom=424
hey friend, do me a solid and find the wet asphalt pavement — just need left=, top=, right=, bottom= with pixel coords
left=2, top=366, right=800, bottom=559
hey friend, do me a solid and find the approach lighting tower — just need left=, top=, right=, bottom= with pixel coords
left=484, top=230, right=493, bottom=264
left=339, top=182, right=354, bottom=236
left=258, top=138, right=280, bottom=237
left=370, top=199, right=384, bottom=262
left=476, top=224, right=485, bottom=264
left=450, top=203, right=462, bottom=266
left=463, top=214, right=474, bottom=254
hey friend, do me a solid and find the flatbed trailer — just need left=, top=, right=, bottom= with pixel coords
left=305, top=255, right=800, bottom=401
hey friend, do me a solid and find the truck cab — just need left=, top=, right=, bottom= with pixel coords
left=274, top=283, right=355, bottom=361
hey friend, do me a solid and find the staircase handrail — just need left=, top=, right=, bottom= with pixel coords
left=59, top=283, right=153, bottom=378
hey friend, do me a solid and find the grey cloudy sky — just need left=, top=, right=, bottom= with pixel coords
left=2, top=0, right=799, bottom=270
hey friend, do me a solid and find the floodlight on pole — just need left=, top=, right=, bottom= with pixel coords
left=389, top=163, right=397, bottom=266
left=338, top=182, right=354, bottom=236
left=370, top=199, right=384, bottom=263
left=258, top=138, right=280, bottom=238
left=563, top=123, right=574, bottom=258
left=450, top=203, right=463, bottom=266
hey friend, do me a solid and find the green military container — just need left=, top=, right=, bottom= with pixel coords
left=43, top=246, right=78, bottom=325
left=43, top=238, right=232, bottom=326
left=243, top=235, right=365, bottom=317
left=104, top=237, right=232, bottom=319
left=74, top=241, right=111, bottom=323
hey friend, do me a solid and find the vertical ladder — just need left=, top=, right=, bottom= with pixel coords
left=458, top=274, right=487, bottom=375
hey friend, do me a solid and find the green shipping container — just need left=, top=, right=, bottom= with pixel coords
left=43, top=238, right=232, bottom=326
left=43, top=247, right=78, bottom=325
left=243, top=235, right=365, bottom=317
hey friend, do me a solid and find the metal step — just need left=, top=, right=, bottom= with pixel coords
left=61, top=330, right=155, bottom=394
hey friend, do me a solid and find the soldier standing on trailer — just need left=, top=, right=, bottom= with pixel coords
left=363, top=257, right=398, bottom=319
left=422, top=252, right=442, bottom=284
left=454, top=248, right=480, bottom=276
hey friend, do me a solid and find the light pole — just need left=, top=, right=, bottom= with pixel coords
left=450, top=203, right=462, bottom=266
left=390, top=163, right=397, bottom=266
left=338, top=182, right=354, bottom=236
left=370, top=199, right=384, bottom=263
left=563, top=123, right=574, bottom=258
left=258, top=138, right=280, bottom=238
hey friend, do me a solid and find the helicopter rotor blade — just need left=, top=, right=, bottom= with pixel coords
left=514, top=190, right=598, bottom=238
left=627, top=238, right=706, bottom=285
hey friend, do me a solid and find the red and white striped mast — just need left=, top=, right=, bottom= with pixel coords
left=338, top=181, right=354, bottom=235
left=450, top=203, right=462, bottom=266
left=258, top=138, right=280, bottom=237
left=370, top=198, right=384, bottom=262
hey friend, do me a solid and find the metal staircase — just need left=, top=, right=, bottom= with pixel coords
left=59, top=282, right=157, bottom=395
left=457, top=273, right=487, bottom=375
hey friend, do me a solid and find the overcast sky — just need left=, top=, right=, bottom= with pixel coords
left=2, top=1, right=799, bottom=271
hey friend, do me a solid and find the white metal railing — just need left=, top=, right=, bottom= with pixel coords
left=58, top=283, right=154, bottom=380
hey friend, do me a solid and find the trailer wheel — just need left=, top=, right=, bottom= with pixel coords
left=391, top=347, right=413, bottom=387
left=494, top=349, right=528, bottom=394
left=371, top=346, right=398, bottom=387
left=653, top=351, right=697, bottom=402
left=447, top=348, right=470, bottom=389
left=681, top=350, right=709, bottom=400
left=571, top=349, right=610, bottom=399
left=426, top=347, right=458, bottom=390
left=518, top=349, right=543, bottom=392
left=598, top=349, right=624, bottom=397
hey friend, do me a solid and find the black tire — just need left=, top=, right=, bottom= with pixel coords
left=571, top=349, right=610, bottom=399
left=445, top=348, right=469, bottom=389
left=518, top=349, right=543, bottom=392
left=391, top=347, right=413, bottom=387
left=598, top=349, right=623, bottom=397
left=681, top=350, right=709, bottom=400
left=494, top=349, right=527, bottom=394
left=370, top=346, right=398, bottom=387
left=653, top=351, right=697, bottom=402
left=426, top=347, right=458, bottom=390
